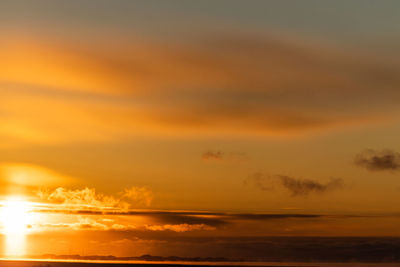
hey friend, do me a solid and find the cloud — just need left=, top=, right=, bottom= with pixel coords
left=202, top=150, right=247, bottom=162
left=34, top=218, right=107, bottom=231
left=2, top=33, right=400, bottom=145
left=33, top=218, right=214, bottom=233
left=121, top=187, right=154, bottom=207
left=278, top=175, right=344, bottom=197
left=72, top=217, right=109, bottom=230
left=32, top=206, right=332, bottom=232
left=145, top=213, right=228, bottom=227
left=37, top=187, right=120, bottom=208
left=245, top=173, right=344, bottom=196
left=144, top=224, right=215, bottom=232
left=355, top=149, right=400, bottom=171
left=230, top=214, right=322, bottom=220
left=37, top=186, right=153, bottom=210
left=33, top=217, right=136, bottom=232
left=202, top=150, right=224, bottom=160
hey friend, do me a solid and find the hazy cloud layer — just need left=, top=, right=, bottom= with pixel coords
left=0, top=162, right=77, bottom=197
left=245, top=173, right=344, bottom=196
left=2, top=33, right=400, bottom=145
left=355, top=149, right=400, bottom=171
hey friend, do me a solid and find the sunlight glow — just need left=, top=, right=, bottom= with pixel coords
left=0, top=198, right=34, bottom=256
left=1, top=200, right=30, bottom=234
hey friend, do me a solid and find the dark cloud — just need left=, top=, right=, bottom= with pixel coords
left=279, top=175, right=344, bottom=196
left=245, top=173, right=344, bottom=196
left=355, top=149, right=400, bottom=171
left=33, top=206, right=331, bottom=228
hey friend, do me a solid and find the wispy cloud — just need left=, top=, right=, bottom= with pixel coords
left=32, top=217, right=214, bottom=233
left=245, top=173, right=344, bottom=196
left=355, top=149, right=400, bottom=171
left=202, top=150, right=224, bottom=161
left=202, top=150, right=247, bottom=162
left=2, top=33, right=400, bottom=145
left=33, top=217, right=136, bottom=232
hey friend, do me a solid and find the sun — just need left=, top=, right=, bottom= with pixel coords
left=0, top=198, right=32, bottom=235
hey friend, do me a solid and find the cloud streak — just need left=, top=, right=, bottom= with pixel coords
left=202, top=150, right=247, bottom=162
left=2, top=33, right=400, bottom=145
left=245, top=173, right=344, bottom=196
left=144, top=224, right=215, bottom=232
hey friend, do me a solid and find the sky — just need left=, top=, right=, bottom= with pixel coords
left=0, top=0, right=400, bottom=261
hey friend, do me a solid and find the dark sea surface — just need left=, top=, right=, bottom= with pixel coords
left=0, top=260, right=400, bottom=267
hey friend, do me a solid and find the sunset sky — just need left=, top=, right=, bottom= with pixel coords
left=1, top=0, right=400, bottom=260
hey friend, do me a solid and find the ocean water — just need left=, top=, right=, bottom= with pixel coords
left=0, top=260, right=400, bottom=267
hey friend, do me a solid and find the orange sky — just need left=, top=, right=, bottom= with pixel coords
left=1, top=0, right=400, bottom=260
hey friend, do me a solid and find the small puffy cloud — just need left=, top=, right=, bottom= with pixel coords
left=121, top=186, right=153, bottom=207
left=245, top=173, right=344, bottom=197
left=355, top=149, right=400, bottom=171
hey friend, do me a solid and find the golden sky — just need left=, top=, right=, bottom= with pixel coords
left=1, top=0, right=400, bottom=261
